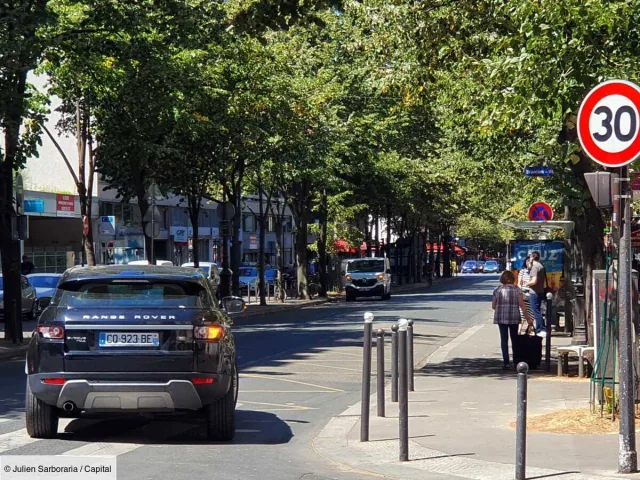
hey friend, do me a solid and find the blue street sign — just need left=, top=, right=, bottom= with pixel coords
left=524, top=166, right=554, bottom=177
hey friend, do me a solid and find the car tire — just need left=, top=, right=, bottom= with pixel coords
left=205, top=368, right=236, bottom=442
left=346, top=294, right=354, bottom=302
left=25, top=378, right=59, bottom=439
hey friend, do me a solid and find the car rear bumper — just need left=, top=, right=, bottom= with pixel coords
left=346, top=285, right=385, bottom=297
left=29, top=372, right=230, bottom=412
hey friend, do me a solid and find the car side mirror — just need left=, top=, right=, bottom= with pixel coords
left=222, top=296, right=246, bottom=314
left=37, top=297, right=51, bottom=310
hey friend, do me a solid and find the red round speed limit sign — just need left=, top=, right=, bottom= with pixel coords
left=577, top=80, right=640, bottom=167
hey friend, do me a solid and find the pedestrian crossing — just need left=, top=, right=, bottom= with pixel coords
left=0, top=415, right=203, bottom=458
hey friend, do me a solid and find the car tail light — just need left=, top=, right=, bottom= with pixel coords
left=377, top=274, right=384, bottom=281
left=345, top=274, right=352, bottom=281
left=194, top=325, right=224, bottom=341
left=42, top=378, right=65, bottom=385
left=38, top=326, right=64, bottom=339
left=191, top=377, right=215, bottom=385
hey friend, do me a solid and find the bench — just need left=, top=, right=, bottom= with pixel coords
left=557, top=346, right=594, bottom=378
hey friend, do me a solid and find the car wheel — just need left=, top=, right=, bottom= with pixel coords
left=346, top=294, right=354, bottom=302
left=205, top=368, right=236, bottom=442
left=25, top=378, right=59, bottom=439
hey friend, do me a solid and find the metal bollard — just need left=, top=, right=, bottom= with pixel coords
left=361, top=312, right=374, bottom=442
left=515, top=362, right=529, bottom=480
left=545, top=292, right=553, bottom=372
left=398, top=319, right=409, bottom=461
left=376, top=329, right=385, bottom=417
left=391, top=324, right=399, bottom=403
left=407, top=319, right=415, bottom=392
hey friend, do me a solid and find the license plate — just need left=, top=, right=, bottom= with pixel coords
left=99, top=332, right=159, bottom=347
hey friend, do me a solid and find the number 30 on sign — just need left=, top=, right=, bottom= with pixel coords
left=577, top=80, right=640, bottom=168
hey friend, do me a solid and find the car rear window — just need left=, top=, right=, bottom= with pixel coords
left=55, top=281, right=211, bottom=308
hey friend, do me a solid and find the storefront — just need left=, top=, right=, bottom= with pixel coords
left=22, top=192, right=96, bottom=272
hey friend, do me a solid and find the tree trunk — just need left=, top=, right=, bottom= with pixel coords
left=188, top=196, right=200, bottom=268
left=295, top=216, right=309, bottom=299
left=0, top=68, right=27, bottom=343
left=85, top=119, right=96, bottom=266
left=270, top=201, right=286, bottom=302
left=318, top=189, right=328, bottom=297
left=257, top=179, right=267, bottom=306
left=374, top=213, right=380, bottom=256
left=386, top=204, right=392, bottom=258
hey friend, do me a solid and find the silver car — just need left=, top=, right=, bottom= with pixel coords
left=0, top=274, right=37, bottom=320
left=181, top=262, right=221, bottom=298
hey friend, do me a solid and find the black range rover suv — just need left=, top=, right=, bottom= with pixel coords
left=25, top=265, right=244, bottom=441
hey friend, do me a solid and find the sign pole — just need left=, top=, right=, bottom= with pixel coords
left=618, top=166, right=637, bottom=473
left=577, top=80, right=640, bottom=473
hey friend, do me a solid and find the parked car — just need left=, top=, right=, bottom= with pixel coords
left=0, top=274, right=38, bottom=321
left=483, top=260, right=499, bottom=274
left=25, top=265, right=245, bottom=440
left=27, top=274, right=62, bottom=313
left=181, top=262, right=221, bottom=298
left=344, top=257, right=392, bottom=301
left=239, top=267, right=259, bottom=293
left=461, top=260, right=479, bottom=274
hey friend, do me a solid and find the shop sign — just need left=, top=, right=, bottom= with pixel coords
left=56, top=194, right=76, bottom=217
left=24, top=199, right=45, bottom=214
left=171, top=226, right=189, bottom=243
left=99, top=216, right=116, bottom=235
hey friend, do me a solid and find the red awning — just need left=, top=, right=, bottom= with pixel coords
left=334, top=240, right=358, bottom=254
left=425, top=243, right=465, bottom=255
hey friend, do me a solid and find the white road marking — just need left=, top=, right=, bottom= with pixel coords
left=0, top=419, right=72, bottom=454
left=240, top=373, right=344, bottom=392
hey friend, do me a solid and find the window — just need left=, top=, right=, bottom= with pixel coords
left=243, top=214, right=256, bottom=233
left=283, top=216, right=293, bottom=233
left=99, top=202, right=116, bottom=217
left=57, top=281, right=211, bottom=308
left=267, top=216, right=275, bottom=233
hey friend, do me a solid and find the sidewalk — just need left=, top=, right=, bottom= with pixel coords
left=314, top=316, right=640, bottom=480
left=0, top=320, right=36, bottom=361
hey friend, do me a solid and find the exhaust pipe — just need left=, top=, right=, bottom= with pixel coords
left=62, top=402, right=75, bottom=412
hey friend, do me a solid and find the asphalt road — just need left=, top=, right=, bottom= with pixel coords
left=0, top=273, right=496, bottom=480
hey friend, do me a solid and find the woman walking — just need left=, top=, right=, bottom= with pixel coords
left=492, top=270, right=534, bottom=369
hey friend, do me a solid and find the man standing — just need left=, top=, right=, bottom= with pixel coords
left=20, top=255, right=34, bottom=275
left=527, top=251, right=546, bottom=336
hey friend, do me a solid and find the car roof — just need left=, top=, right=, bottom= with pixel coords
left=59, top=265, right=208, bottom=285
left=27, top=273, right=61, bottom=276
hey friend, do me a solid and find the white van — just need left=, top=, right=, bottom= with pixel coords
left=127, top=260, right=174, bottom=266
left=344, top=257, right=392, bottom=302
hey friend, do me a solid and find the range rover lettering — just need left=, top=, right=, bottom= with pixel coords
left=25, top=266, right=244, bottom=441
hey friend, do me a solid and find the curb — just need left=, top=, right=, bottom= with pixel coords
left=0, top=345, right=28, bottom=362
left=233, top=297, right=331, bottom=320
left=312, top=322, right=621, bottom=480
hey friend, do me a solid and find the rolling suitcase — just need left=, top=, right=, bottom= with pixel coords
left=513, top=324, right=542, bottom=369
